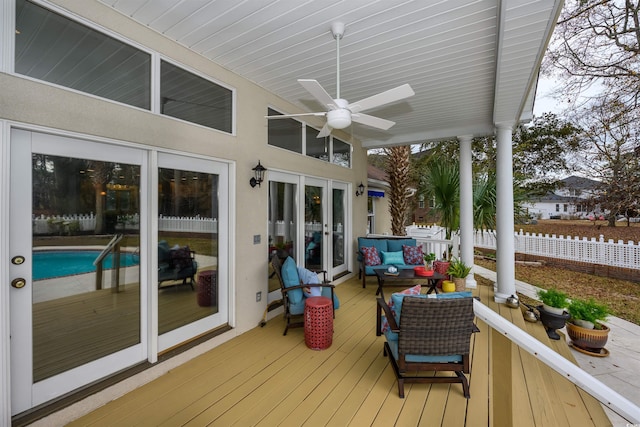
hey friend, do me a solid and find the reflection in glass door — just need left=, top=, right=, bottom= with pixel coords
left=304, top=180, right=326, bottom=272
left=332, top=184, right=348, bottom=276
left=157, top=153, right=228, bottom=352
left=268, top=179, right=297, bottom=295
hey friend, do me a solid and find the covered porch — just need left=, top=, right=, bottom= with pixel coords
left=53, top=276, right=610, bottom=427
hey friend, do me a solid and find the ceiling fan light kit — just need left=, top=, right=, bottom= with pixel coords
left=266, top=22, right=414, bottom=138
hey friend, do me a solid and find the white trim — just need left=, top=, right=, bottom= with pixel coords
left=1, top=119, right=12, bottom=426
left=1, top=0, right=15, bottom=74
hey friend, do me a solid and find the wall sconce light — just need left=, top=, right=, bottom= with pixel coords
left=355, top=182, right=365, bottom=197
left=250, top=161, right=267, bottom=188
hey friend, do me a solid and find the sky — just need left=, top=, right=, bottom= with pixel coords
left=533, top=76, right=567, bottom=116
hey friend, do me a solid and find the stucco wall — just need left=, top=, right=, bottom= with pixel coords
left=1, top=0, right=367, bottom=340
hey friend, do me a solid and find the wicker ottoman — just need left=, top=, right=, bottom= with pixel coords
left=304, top=296, right=333, bottom=350
left=197, top=270, right=217, bottom=307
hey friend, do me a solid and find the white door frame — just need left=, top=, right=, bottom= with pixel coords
left=9, top=129, right=149, bottom=413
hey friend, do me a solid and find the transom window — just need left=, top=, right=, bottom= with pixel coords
left=160, top=61, right=232, bottom=132
left=15, top=0, right=151, bottom=109
left=267, top=108, right=351, bottom=167
left=14, top=0, right=234, bottom=133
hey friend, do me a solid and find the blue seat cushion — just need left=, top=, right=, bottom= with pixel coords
left=281, top=257, right=303, bottom=304
left=386, top=339, right=463, bottom=363
left=387, top=238, right=416, bottom=252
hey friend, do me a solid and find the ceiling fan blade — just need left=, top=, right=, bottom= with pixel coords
left=265, top=112, right=326, bottom=119
left=348, top=83, right=414, bottom=113
left=316, top=123, right=333, bottom=138
left=351, top=113, right=395, bottom=130
left=298, top=79, right=337, bottom=109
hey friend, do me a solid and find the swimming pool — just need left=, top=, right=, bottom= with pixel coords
left=33, top=250, right=140, bottom=280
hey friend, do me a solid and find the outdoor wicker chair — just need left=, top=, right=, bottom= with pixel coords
left=378, top=295, right=477, bottom=398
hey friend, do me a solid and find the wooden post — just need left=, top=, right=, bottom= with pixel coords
left=492, top=327, right=513, bottom=427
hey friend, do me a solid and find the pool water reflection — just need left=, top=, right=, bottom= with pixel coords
left=33, top=250, right=140, bottom=280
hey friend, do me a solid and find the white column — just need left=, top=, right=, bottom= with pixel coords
left=458, top=135, right=476, bottom=288
left=495, top=123, right=516, bottom=302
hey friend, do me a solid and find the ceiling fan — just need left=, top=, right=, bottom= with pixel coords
left=266, top=22, right=415, bottom=138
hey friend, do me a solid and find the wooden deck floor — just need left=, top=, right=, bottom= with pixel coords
left=67, top=277, right=611, bottom=426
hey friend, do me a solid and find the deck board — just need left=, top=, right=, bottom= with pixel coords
left=65, top=276, right=611, bottom=427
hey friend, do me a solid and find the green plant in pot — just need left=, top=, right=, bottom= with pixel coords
left=423, top=252, right=436, bottom=269
left=566, top=298, right=611, bottom=355
left=567, top=298, right=609, bottom=330
left=537, top=288, right=569, bottom=315
left=446, top=257, right=471, bottom=291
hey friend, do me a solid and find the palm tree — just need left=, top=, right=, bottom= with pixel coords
left=421, top=160, right=460, bottom=238
left=384, top=146, right=411, bottom=236
left=420, top=157, right=500, bottom=237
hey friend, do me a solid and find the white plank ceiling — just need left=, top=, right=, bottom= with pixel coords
left=98, top=0, right=562, bottom=148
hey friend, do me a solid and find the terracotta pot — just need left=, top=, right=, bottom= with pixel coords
left=433, top=260, right=451, bottom=288
left=566, top=321, right=609, bottom=353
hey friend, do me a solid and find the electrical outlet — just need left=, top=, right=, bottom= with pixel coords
left=253, top=234, right=261, bottom=244
left=256, top=291, right=262, bottom=302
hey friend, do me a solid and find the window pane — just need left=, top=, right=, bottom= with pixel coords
left=332, top=138, right=351, bottom=167
left=15, top=0, right=151, bottom=109
left=158, top=168, right=219, bottom=334
left=268, top=181, right=297, bottom=293
left=160, top=61, right=232, bottom=132
left=306, top=127, right=329, bottom=161
left=267, top=108, right=302, bottom=153
left=32, top=155, right=141, bottom=381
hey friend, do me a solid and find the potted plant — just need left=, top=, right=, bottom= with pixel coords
left=537, top=288, right=569, bottom=315
left=423, top=252, right=436, bottom=270
left=566, top=298, right=610, bottom=355
left=446, top=257, right=471, bottom=291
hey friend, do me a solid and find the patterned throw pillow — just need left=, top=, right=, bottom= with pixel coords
left=171, top=246, right=192, bottom=270
left=361, top=246, right=381, bottom=266
left=402, top=244, right=423, bottom=265
left=380, top=284, right=422, bottom=333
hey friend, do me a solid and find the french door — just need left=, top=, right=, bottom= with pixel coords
left=268, top=173, right=349, bottom=291
left=9, top=130, right=148, bottom=413
left=8, top=130, right=229, bottom=415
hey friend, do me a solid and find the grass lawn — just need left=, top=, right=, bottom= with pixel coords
left=475, top=218, right=640, bottom=326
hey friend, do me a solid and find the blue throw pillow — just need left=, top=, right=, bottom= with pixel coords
left=381, top=251, right=405, bottom=265
left=281, top=257, right=303, bottom=304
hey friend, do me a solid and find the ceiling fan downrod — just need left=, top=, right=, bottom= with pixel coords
left=331, top=22, right=345, bottom=99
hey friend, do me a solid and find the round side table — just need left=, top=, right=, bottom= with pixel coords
left=304, top=296, right=333, bottom=350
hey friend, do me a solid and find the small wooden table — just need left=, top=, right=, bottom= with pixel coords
left=373, top=268, right=446, bottom=336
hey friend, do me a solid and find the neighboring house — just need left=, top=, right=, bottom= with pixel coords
left=0, top=0, right=562, bottom=421
left=523, top=176, right=602, bottom=219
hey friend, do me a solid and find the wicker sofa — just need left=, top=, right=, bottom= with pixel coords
left=357, top=236, right=422, bottom=288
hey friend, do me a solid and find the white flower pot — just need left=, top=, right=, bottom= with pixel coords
left=542, top=304, right=565, bottom=315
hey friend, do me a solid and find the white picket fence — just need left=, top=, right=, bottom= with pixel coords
left=474, top=229, right=640, bottom=270
left=33, top=213, right=218, bottom=234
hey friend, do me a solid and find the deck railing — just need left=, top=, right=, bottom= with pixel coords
left=405, top=224, right=459, bottom=260
left=473, top=300, right=640, bottom=424
left=475, top=229, right=640, bottom=270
